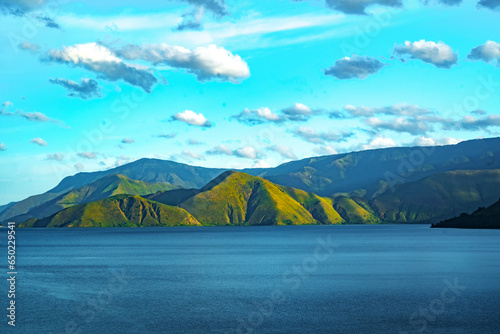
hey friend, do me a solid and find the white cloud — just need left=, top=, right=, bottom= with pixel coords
left=394, top=40, right=458, bottom=69
left=413, top=136, right=463, bottom=146
left=361, top=136, right=397, bottom=150
left=74, top=163, right=84, bottom=172
left=48, top=43, right=157, bottom=92
left=31, top=138, right=47, bottom=146
left=281, top=103, right=323, bottom=121
left=114, top=43, right=250, bottom=83
left=324, top=55, right=385, bottom=79
left=365, top=117, right=430, bottom=135
left=0, top=143, right=6, bottom=151
left=252, top=160, right=271, bottom=168
left=268, top=145, right=297, bottom=159
left=172, top=110, right=212, bottom=127
left=235, top=146, right=258, bottom=159
left=207, top=144, right=233, bottom=156
left=468, top=41, right=500, bottom=67
left=313, top=145, right=338, bottom=156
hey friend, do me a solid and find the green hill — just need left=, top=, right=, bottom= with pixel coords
left=5, top=174, right=176, bottom=224
left=145, top=188, right=201, bottom=206
left=19, top=195, right=201, bottom=228
left=372, top=169, right=500, bottom=223
left=4, top=137, right=500, bottom=223
left=431, top=199, right=500, bottom=229
left=279, top=186, right=344, bottom=225
left=331, top=196, right=381, bottom=224
left=178, top=171, right=331, bottom=226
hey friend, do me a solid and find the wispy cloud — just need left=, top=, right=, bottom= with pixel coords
left=46, top=153, right=64, bottom=161
left=77, top=152, right=97, bottom=159
left=49, top=78, right=102, bottom=100
left=291, top=126, right=353, bottom=144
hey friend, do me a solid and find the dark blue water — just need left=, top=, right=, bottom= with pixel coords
left=0, top=225, right=499, bottom=334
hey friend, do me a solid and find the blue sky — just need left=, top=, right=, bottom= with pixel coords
left=1, top=0, right=500, bottom=204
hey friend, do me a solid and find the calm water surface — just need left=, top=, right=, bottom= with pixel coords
left=0, top=225, right=499, bottom=334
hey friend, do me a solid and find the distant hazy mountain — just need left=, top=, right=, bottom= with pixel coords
left=431, top=199, right=500, bottom=229
left=4, top=137, right=500, bottom=223
left=1, top=160, right=225, bottom=223
left=0, top=193, right=62, bottom=223
left=20, top=195, right=201, bottom=228
left=3, top=174, right=177, bottom=224
left=251, top=137, right=500, bottom=197
left=372, top=169, right=500, bottom=223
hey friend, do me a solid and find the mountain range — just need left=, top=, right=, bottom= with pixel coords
left=4, top=136, right=500, bottom=228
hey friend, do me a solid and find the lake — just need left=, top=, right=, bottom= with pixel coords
left=0, top=225, right=499, bottom=333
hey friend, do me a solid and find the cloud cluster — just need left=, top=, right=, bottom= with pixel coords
left=364, top=117, right=430, bottom=135
left=393, top=40, right=458, bottom=68
left=445, top=114, right=500, bottom=131
left=282, top=103, right=323, bottom=121
left=207, top=144, right=262, bottom=159
left=172, top=110, right=212, bottom=127
left=232, top=103, right=324, bottom=125
left=114, top=43, right=249, bottom=83
left=232, top=107, right=282, bottom=125
left=324, top=0, right=402, bottom=14
left=324, top=55, right=385, bottom=79
left=413, top=136, right=462, bottom=146
left=47, top=43, right=158, bottom=93
left=291, top=126, right=353, bottom=144
left=344, top=104, right=433, bottom=117
left=49, top=78, right=102, bottom=100
left=467, top=41, right=500, bottom=67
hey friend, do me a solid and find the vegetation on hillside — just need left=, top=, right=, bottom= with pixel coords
left=19, top=195, right=201, bottom=228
